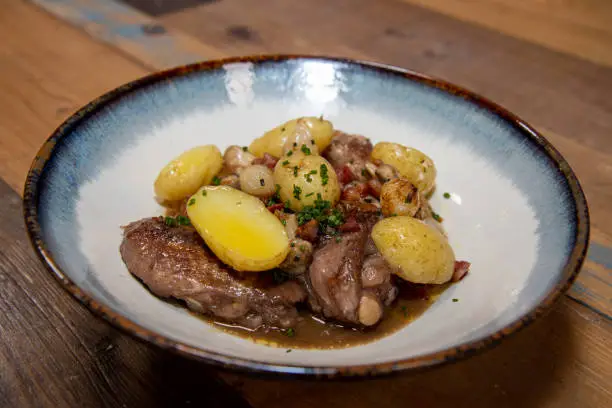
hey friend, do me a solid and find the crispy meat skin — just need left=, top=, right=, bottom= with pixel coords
left=120, top=217, right=305, bottom=329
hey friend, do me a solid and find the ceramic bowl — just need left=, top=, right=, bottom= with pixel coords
left=23, top=55, right=589, bottom=378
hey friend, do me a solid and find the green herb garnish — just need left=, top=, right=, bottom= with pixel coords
left=164, top=216, right=177, bottom=227
left=432, top=211, right=443, bottom=222
left=293, top=166, right=299, bottom=177
left=305, top=192, right=314, bottom=198
left=320, top=164, right=329, bottom=186
left=443, top=192, right=451, bottom=199
left=400, top=305, right=409, bottom=317
left=287, top=150, right=293, bottom=157
left=282, top=160, right=290, bottom=166
left=281, top=219, right=287, bottom=226
left=188, top=198, right=196, bottom=206
left=304, top=169, right=317, bottom=182
left=242, top=146, right=248, bottom=152
left=301, top=144, right=311, bottom=155
left=295, top=196, right=344, bottom=228
left=452, top=298, right=459, bottom=303
left=202, top=190, right=207, bottom=196
left=293, top=185, right=302, bottom=200
left=284, top=328, right=295, bottom=337
left=212, top=176, right=221, bottom=186
left=176, top=215, right=191, bottom=226
left=335, top=236, right=342, bottom=243
left=361, top=168, right=368, bottom=177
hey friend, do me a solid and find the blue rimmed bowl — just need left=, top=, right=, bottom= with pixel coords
left=23, top=55, right=589, bottom=378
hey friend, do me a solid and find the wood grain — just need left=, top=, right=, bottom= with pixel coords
left=400, top=0, right=612, bottom=68
left=1, top=0, right=611, bottom=407
left=223, top=299, right=612, bottom=408
left=0, top=178, right=252, bottom=407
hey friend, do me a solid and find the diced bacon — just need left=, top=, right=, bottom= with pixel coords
left=253, top=153, right=278, bottom=169
left=338, top=216, right=361, bottom=232
left=296, top=220, right=319, bottom=242
left=267, top=203, right=284, bottom=213
left=366, top=178, right=382, bottom=198
left=452, top=261, right=470, bottom=282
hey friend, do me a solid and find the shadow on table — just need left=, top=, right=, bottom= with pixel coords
left=222, top=302, right=577, bottom=408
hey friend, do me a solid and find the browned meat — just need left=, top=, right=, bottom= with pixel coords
left=323, top=132, right=373, bottom=170
left=120, top=217, right=306, bottom=329
left=252, top=152, right=278, bottom=169
left=305, top=207, right=398, bottom=327
left=296, top=219, right=319, bottom=242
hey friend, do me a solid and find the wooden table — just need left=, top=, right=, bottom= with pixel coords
left=1, top=0, right=611, bottom=406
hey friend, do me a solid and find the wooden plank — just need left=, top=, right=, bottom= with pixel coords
left=0, top=177, right=253, bottom=407
left=223, top=299, right=612, bottom=408
left=30, top=0, right=223, bottom=70
left=400, top=0, right=612, bottom=68
left=0, top=0, right=148, bottom=194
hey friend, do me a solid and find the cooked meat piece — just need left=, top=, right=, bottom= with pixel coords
left=361, top=254, right=398, bottom=307
left=323, top=132, right=373, bottom=169
left=120, top=217, right=306, bottom=329
left=296, top=219, right=319, bottom=242
left=279, top=239, right=313, bottom=275
left=306, top=231, right=366, bottom=324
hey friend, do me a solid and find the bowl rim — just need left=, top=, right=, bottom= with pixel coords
left=22, top=54, right=590, bottom=379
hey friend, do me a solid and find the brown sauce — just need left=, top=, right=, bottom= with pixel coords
left=196, top=283, right=449, bottom=350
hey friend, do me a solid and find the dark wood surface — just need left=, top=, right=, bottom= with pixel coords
left=0, top=178, right=253, bottom=407
left=0, top=0, right=610, bottom=407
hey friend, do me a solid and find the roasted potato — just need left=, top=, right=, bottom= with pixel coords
left=186, top=186, right=290, bottom=271
left=249, top=116, right=334, bottom=158
left=154, top=145, right=222, bottom=202
left=273, top=152, right=340, bottom=211
left=371, top=142, right=436, bottom=195
left=371, top=216, right=455, bottom=284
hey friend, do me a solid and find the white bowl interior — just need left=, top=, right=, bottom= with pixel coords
left=37, top=60, right=576, bottom=367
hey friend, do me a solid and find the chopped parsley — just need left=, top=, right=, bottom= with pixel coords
left=287, top=150, right=293, bottom=157
left=305, top=192, right=314, bottom=198
left=400, top=305, right=409, bottom=317
left=212, top=176, right=221, bottom=186
left=311, top=139, right=315, bottom=145
left=164, top=216, right=177, bottom=227
left=283, top=328, right=296, bottom=337
left=286, top=349, right=292, bottom=353
left=281, top=219, right=287, bottom=226
left=281, top=160, right=290, bottom=166
left=260, top=178, right=265, bottom=186
left=452, top=298, right=459, bottom=303
left=164, top=215, right=190, bottom=227
left=335, top=236, right=342, bottom=243
left=284, top=200, right=291, bottom=210
left=176, top=215, right=190, bottom=226
left=188, top=198, right=196, bottom=206
left=443, top=192, right=451, bottom=199
left=293, top=185, right=302, bottom=200
left=202, top=190, right=207, bottom=197
left=293, top=166, right=299, bottom=177
left=293, top=142, right=297, bottom=147
left=300, top=144, right=312, bottom=155
left=361, top=168, right=368, bottom=177
left=304, top=169, right=317, bottom=182
left=432, top=211, right=443, bottom=222
left=299, top=244, right=307, bottom=252
left=242, top=146, right=248, bottom=152
left=290, top=242, right=295, bottom=247
left=320, top=164, right=329, bottom=186
left=295, top=195, right=344, bottom=228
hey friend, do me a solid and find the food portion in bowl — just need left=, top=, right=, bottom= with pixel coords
left=119, top=116, right=470, bottom=348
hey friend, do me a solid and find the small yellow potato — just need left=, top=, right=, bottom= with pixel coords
left=371, top=216, right=455, bottom=284
left=371, top=142, right=436, bottom=195
left=154, top=145, right=222, bottom=202
left=187, top=186, right=290, bottom=271
left=249, top=116, right=334, bottom=157
left=239, top=164, right=276, bottom=197
left=273, top=152, right=340, bottom=211
left=380, top=178, right=421, bottom=217
left=282, top=119, right=320, bottom=156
